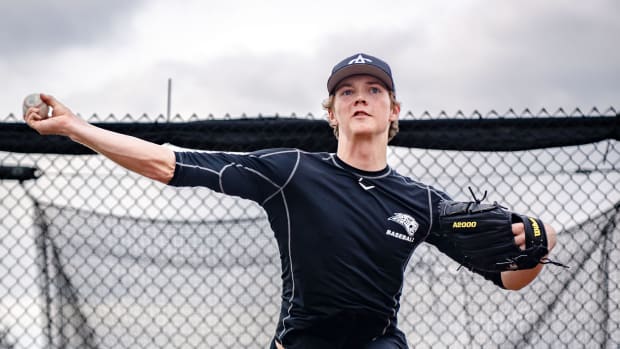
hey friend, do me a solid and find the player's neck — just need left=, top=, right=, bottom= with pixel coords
left=336, top=137, right=388, bottom=172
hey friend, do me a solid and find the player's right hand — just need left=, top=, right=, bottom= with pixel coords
left=23, top=93, right=86, bottom=136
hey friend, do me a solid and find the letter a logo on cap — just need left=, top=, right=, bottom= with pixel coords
left=348, top=54, right=372, bottom=65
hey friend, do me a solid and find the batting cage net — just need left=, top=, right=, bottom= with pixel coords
left=1, top=109, right=619, bottom=349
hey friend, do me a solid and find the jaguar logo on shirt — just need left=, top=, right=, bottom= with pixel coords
left=386, top=213, right=419, bottom=243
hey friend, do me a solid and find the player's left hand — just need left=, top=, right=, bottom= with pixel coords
left=512, top=222, right=557, bottom=252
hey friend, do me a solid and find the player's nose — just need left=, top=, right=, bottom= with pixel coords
left=354, top=93, right=367, bottom=105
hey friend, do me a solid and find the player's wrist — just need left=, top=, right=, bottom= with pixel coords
left=67, top=118, right=96, bottom=143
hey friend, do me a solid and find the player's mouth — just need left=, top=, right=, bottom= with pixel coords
left=352, top=111, right=371, bottom=117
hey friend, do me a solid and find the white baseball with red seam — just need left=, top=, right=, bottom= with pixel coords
left=23, top=93, right=49, bottom=118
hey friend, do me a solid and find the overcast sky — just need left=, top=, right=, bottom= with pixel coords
left=1, top=0, right=618, bottom=119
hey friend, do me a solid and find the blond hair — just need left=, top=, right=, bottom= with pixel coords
left=322, top=91, right=401, bottom=141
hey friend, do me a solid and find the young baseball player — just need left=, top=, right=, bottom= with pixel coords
left=24, top=53, right=557, bottom=349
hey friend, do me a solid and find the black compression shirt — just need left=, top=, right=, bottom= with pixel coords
left=168, top=148, right=502, bottom=344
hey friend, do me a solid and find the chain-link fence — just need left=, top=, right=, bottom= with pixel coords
left=1, top=110, right=619, bottom=349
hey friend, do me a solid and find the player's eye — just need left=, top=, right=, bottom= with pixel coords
left=341, top=89, right=353, bottom=96
left=370, top=87, right=381, bottom=94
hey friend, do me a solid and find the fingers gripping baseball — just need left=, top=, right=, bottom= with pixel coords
left=23, top=93, right=82, bottom=136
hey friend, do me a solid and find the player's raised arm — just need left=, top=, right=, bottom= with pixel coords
left=23, top=93, right=176, bottom=184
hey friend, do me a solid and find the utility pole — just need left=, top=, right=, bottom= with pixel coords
left=166, top=78, right=172, bottom=122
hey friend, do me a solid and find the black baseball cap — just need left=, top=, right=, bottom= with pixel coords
left=327, top=53, right=395, bottom=95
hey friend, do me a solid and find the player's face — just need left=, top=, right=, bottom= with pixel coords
left=329, top=75, right=398, bottom=142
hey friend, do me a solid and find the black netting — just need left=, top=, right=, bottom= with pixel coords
left=1, top=110, right=619, bottom=348
left=34, top=203, right=279, bottom=348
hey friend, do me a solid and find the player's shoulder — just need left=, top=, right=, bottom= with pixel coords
left=389, top=170, right=452, bottom=200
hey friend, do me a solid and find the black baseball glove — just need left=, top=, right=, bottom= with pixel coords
left=438, top=190, right=567, bottom=272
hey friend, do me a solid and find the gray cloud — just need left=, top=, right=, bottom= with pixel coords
left=153, top=3, right=620, bottom=118
left=163, top=53, right=326, bottom=117
left=389, top=0, right=620, bottom=114
left=0, top=1, right=144, bottom=56
left=1, top=0, right=617, bottom=118
left=467, top=1, right=620, bottom=108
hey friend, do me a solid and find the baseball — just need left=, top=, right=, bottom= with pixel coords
left=23, top=93, right=49, bottom=118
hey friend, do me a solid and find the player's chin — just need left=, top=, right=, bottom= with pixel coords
left=349, top=129, right=381, bottom=140
left=348, top=121, right=386, bottom=135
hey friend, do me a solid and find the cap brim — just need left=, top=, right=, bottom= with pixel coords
left=327, top=65, right=393, bottom=94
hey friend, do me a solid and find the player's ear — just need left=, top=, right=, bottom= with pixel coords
left=328, top=109, right=338, bottom=127
left=389, top=103, right=400, bottom=122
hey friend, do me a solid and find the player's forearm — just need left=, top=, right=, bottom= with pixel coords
left=500, top=265, right=542, bottom=290
left=70, top=123, right=176, bottom=183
